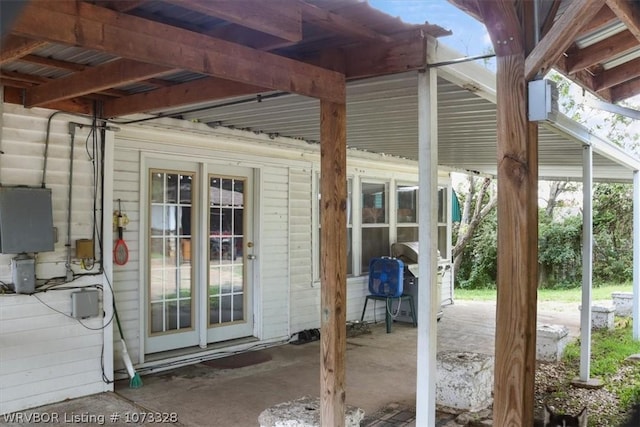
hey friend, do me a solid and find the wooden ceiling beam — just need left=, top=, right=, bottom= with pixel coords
left=595, top=57, right=640, bottom=91
left=3, top=86, right=94, bottom=115
left=0, top=35, right=47, bottom=65
left=578, top=5, right=618, bottom=37
left=94, top=1, right=150, bottom=12
left=12, top=1, right=345, bottom=103
left=610, top=76, right=640, bottom=103
left=525, top=0, right=603, bottom=80
left=298, top=1, right=392, bottom=42
left=342, top=30, right=425, bottom=78
left=565, top=29, right=638, bottom=73
left=173, top=0, right=302, bottom=43
left=24, top=59, right=173, bottom=107
left=102, top=77, right=266, bottom=118
left=606, top=0, right=640, bottom=41
left=476, top=0, right=523, bottom=56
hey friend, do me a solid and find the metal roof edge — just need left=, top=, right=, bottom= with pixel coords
left=546, top=114, right=640, bottom=172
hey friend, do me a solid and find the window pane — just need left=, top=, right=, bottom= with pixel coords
left=319, top=228, right=353, bottom=276
left=362, top=183, right=387, bottom=224
left=397, top=227, right=419, bottom=242
left=166, top=174, right=178, bottom=203
left=397, top=185, right=418, bottom=223
left=151, top=173, right=164, bottom=203
left=361, top=227, right=389, bottom=272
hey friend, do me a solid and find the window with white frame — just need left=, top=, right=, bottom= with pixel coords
left=396, top=184, right=419, bottom=242
left=361, top=181, right=389, bottom=272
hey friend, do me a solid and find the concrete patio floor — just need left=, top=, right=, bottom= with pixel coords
left=5, top=300, right=580, bottom=426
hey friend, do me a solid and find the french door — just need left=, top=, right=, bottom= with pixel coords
left=144, top=159, right=254, bottom=354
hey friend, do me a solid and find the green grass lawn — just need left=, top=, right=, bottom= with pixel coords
left=455, top=283, right=633, bottom=303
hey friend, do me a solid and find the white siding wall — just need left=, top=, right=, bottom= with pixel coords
left=112, top=147, right=141, bottom=364
left=0, top=104, right=107, bottom=415
left=289, top=168, right=315, bottom=333
left=0, top=104, right=453, bottom=412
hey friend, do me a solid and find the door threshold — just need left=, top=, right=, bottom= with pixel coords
left=144, top=336, right=260, bottom=364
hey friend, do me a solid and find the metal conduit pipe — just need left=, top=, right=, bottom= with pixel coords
left=65, top=122, right=77, bottom=282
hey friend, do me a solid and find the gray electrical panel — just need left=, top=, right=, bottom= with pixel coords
left=0, top=187, right=55, bottom=254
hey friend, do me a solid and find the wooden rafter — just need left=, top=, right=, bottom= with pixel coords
left=578, top=5, right=618, bottom=37
left=525, top=0, right=602, bottom=80
left=24, top=59, right=173, bottom=107
left=173, top=0, right=303, bottom=43
left=299, top=1, right=392, bottom=42
left=566, top=29, right=638, bottom=74
left=595, top=57, right=640, bottom=91
left=606, top=0, right=640, bottom=41
left=102, top=77, right=265, bottom=118
left=18, top=54, right=87, bottom=71
left=95, top=0, right=149, bottom=12
left=3, top=86, right=94, bottom=114
left=610, top=76, right=640, bottom=103
left=11, top=1, right=345, bottom=103
left=0, top=35, right=47, bottom=64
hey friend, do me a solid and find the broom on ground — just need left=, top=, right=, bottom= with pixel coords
left=113, top=300, right=143, bottom=388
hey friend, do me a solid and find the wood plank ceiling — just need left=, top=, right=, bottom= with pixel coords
left=0, top=0, right=451, bottom=117
left=450, top=0, right=640, bottom=103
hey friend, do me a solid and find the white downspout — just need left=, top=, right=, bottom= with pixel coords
left=579, top=144, right=593, bottom=381
left=416, top=67, right=438, bottom=426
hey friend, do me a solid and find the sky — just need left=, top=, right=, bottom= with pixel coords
left=369, top=0, right=493, bottom=56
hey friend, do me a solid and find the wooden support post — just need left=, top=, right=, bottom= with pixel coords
left=494, top=50, right=539, bottom=427
left=320, top=96, right=347, bottom=427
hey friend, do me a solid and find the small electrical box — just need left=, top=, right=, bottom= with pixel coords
left=71, top=289, right=100, bottom=319
left=76, top=239, right=95, bottom=259
left=528, top=79, right=559, bottom=122
left=11, top=255, right=36, bottom=294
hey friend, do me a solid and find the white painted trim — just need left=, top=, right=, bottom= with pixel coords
left=634, top=170, right=640, bottom=341
left=253, top=167, right=264, bottom=339
left=416, top=68, right=438, bottom=427
left=580, top=145, right=593, bottom=381
left=102, top=129, right=115, bottom=391
left=138, top=151, right=148, bottom=364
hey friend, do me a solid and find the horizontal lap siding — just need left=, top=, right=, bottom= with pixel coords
left=288, top=169, right=314, bottom=333
left=259, top=167, right=291, bottom=340
left=0, top=104, right=106, bottom=415
left=112, top=146, right=142, bottom=365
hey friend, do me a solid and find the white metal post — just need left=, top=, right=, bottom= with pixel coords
left=102, top=129, right=115, bottom=391
left=579, top=144, right=593, bottom=381
left=416, top=68, right=438, bottom=427
left=633, top=170, right=640, bottom=340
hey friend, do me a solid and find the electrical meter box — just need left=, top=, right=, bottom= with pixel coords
left=0, top=187, right=55, bottom=254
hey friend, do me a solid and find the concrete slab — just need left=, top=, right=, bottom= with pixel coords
left=5, top=300, right=580, bottom=426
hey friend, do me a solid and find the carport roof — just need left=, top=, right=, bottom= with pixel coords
left=2, top=0, right=639, bottom=182
left=154, top=42, right=640, bottom=183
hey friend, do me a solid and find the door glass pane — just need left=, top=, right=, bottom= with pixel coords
left=209, top=174, right=245, bottom=326
left=149, top=170, right=193, bottom=335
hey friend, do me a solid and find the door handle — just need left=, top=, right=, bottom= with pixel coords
left=248, top=254, right=256, bottom=260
